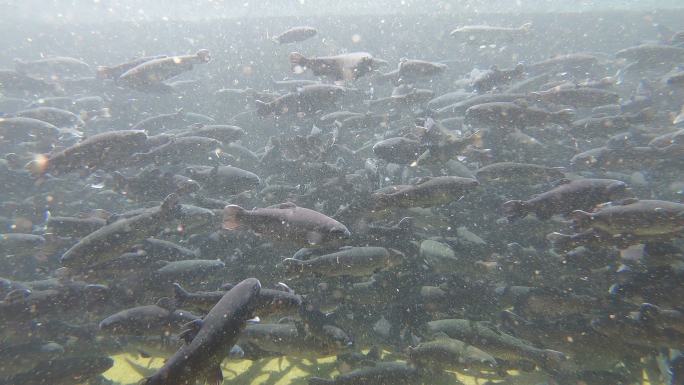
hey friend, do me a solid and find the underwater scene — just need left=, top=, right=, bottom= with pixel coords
left=1, top=1, right=684, bottom=384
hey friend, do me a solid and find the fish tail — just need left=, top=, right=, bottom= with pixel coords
left=222, top=204, right=245, bottom=230
left=95, top=65, right=114, bottom=79
left=502, top=200, right=529, bottom=221
left=520, top=22, right=533, bottom=32
left=255, top=100, right=271, bottom=116
left=289, top=52, right=307, bottom=68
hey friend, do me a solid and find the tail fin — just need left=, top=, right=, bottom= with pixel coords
left=289, top=52, right=307, bottom=68
left=172, top=283, right=190, bottom=305
left=570, top=210, right=593, bottom=230
left=397, top=217, right=414, bottom=230
left=96, top=66, right=114, bottom=80
left=281, top=258, right=304, bottom=274
left=111, top=171, right=127, bottom=191
left=222, top=205, right=245, bottom=230
left=502, top=200, right=530, bottom=221
left=196, top=49, right=211, bottom=63
left=255, top=100, right=271, bottom=117
left=519, top=22, right=533, bottom=32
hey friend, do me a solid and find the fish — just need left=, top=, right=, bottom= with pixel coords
left=60, top=193, right=181, bottom=268
left=502, top=178, right=631, bottom=221
left=281, top=246, right=404, bottom=277
left=273, top=26, right=318, bottom=44
left=450, top=23, right=533, bottom=45
left=223, top=202, right=350, bottom=246
left=142, top=277, right=261, bottom=385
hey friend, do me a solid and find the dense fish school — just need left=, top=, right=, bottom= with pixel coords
left=1, top=3, right=684, bottom=385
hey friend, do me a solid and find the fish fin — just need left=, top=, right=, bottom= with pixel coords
left=540, top=349, right=566, bottom=371
left=570, top=210, right=593, bottom=230
left=222, top=205, right=245, bottom=230
left=502, top=200, right=529, bottom=221
left=172, top=283, right=190, bottom=303
left=178, top=319, right=204, bottom=344
left=431, top=331, right=451, bottom=340
left=274, top=202, right=297, bottom=209
left=275, top=282, right=295, bottom=294
left=397, top=217, right=414, bottom=229
left=612, top=197, right=639, bottom=206
left=161, top=193, right=180, bottom=214
left=546, top=232, right=574, bottom=252
left=637, top=303, right=660, bottom=323
left=205, top=365, right=223, bottom=385
left=155, top=297, right=175, bottom=311
left=412, top=176, right=432, bottom=185
left=552, top=178, right=571, bottom=186
left=4, top=288, right=31, bottom=304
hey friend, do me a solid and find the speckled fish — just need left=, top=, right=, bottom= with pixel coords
left=502, top=178, right=631, bottom=220
left=450, top=23, right=532, bottom=45
left=173, top=283, right=302, bottom=316
left=98, top=298, right=199, bottom=336
left=60, top=193, right=181, bottom=268
left=14, top=56, right=91, bottom=79
left=426, top=318, right=566, bottom=371
left=223, top=202, right=350, bottom=246
left=118, top=49, right=211, bottom=90
left=28, top=130, right=148, bottom=176
left=0, top=117, right=60, bottom=143
left=142, top=278, right=261, bottom=385
left=475, top=162, right=564, bottom=185
left=289, top=52, right=387, bottom=81
left=282, top=246, right=404, bottom=277
left=14, top=106, right=84, bottom=128
left=255, top=84, right=348, bottom=116
left=308, top=362, right=425, bottom=385
left=571, top=199, right=684, bottom=238
left=240, top=322, right=352, bottom=359
left=530, top=87, right=620, bottom=108
left=465, top=101, right=574, bottom=129
left=96, top=55, right=168, bottom=80
left=408, top=334, right=498, bottom=373
left=273, top=26, right=318, bottom=44
left=373, top=176, right=480, bottom=209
